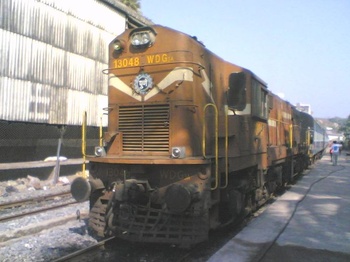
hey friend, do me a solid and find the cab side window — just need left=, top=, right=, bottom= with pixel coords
left=252, top=79, right=268, bottom=120
left=227, top=72, right=246, bottom=111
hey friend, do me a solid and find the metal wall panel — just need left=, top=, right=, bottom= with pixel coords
left=65, top=89, right=107, bottom=126
left=0, top=0, right=135, bottom=126
left=37, top=0, right=127, bottom=34
left=0, top=77, right=32, bottom=121
left=0, top=76, right=108, bottom=125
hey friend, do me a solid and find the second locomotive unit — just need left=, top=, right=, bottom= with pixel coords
left=71, top=25, right=327, bottom=247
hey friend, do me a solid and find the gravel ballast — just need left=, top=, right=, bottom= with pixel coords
left=0, top=175, right=100, bottom=261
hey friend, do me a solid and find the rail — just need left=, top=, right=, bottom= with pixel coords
left=0, top=192, right=76, bottom=223
left=52, top=236, right=116, bottom=262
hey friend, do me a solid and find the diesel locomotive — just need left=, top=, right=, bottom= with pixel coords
left=71, top=25, right=328, bottom=247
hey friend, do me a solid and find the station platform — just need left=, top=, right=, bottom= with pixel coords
left=209, top=151, right=350, bottom=262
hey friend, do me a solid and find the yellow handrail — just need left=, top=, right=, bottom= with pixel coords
left=289, top=124, right=293, bottom=149
left=99, top=114, right=103, bottom=147
left=222, top=105, right=229, bottom=189
left=82, top=111, right=87, bottom=178
left=203, top=103, right=219, bottom=190
left=306, top=128, right=310, bottom=146
left=306, top=128, right=312, bottom=157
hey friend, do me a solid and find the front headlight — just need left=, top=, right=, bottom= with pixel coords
left=113, top=39, right=125, bottom=53
left=130, top=29, right=156, bottom=48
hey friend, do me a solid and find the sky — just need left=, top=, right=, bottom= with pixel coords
left=141, top=0, right=350, bottom=118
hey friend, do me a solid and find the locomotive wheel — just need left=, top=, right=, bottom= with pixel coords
left=220, top=189, right=244, bottom=224
left=228, top=189, right=243, bottom=218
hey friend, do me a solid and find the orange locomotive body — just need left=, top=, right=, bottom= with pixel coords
left=71, top=25, right=324, bottom=247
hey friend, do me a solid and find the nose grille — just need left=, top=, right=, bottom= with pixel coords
left=119, top=104, right=170, bottom=152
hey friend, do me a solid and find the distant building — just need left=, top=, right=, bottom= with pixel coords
left=295, top=103, right=312, bottom=115
left=0, top=0, right=152, bottom=166
left=317, top=119, right=344, bottom=142
left=0, top=0, right=152, bottom=127
left=326, top=128, right=344, bottom=142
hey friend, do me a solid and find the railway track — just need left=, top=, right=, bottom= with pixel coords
left=52, top=236, right=116, bottom=262
left=0, top=191, right=77, bottom=222
left=0, top=191, right=72, bottom=209
left=0, top=181, right=282, bottom=261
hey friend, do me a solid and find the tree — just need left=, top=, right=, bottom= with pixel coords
left=120, top=0, right=141, bottom=12
left=339, top=115, right=350, bottom=149
left=339, top=115, right=350, bottom=135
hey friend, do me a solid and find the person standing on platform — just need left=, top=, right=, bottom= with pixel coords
left=331, top=141, right=341, bottom=166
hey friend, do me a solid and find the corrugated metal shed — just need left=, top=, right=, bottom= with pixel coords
left=0, top=0, right=151, bottom=126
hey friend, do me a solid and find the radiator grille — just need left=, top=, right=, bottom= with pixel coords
left=119, top=104, right=170, bottom=152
